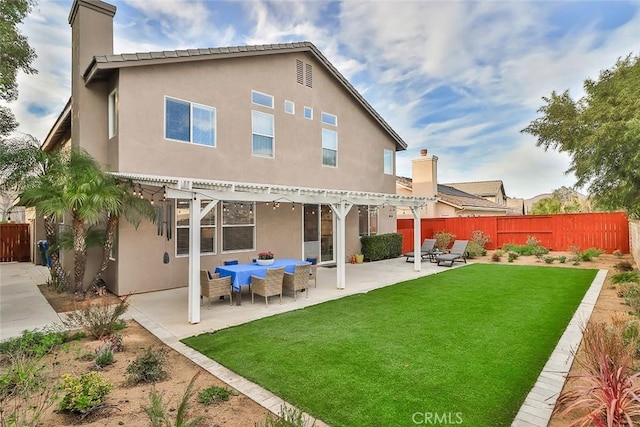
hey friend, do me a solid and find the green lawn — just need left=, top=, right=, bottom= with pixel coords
left=182, top=264, right=597, bottom=426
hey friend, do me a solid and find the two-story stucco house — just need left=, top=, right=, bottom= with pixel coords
left=40, top=0, right=429, bottom=323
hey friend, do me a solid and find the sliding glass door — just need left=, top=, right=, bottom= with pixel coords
left=303, top=204, right=334, bottom=263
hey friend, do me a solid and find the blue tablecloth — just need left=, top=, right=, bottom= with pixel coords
left=215, top=258, right=310, bottom=292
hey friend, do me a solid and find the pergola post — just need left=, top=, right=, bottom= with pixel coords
left=410, top=205, right=422, bottom=272
left=331, top=201, right=353, bottom=289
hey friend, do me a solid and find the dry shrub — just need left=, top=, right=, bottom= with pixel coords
left=62, top=294, right=130, bottom=339
left=555, top=320, right=640, bottom=426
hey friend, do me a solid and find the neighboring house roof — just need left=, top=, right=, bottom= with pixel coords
left=395, top=176, right=509, bottom=212
left=78, top=41, right=406, bottom=151
left=442, top=180, right=506, bottom=199
left=506, top=197, right=525, bottom=215
left=42, top=98, right=71, bottom=152
left=437, top=184, right=508, bottom=211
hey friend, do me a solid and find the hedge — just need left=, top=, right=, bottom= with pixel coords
left=360, top=233, right=403, bottom=261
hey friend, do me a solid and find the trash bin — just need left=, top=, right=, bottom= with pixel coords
left=37, top=240, right=50, bottom=267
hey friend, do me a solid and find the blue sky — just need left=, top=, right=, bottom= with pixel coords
left=10, top=0, right=640, bottom=199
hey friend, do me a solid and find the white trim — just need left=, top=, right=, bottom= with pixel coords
left=284, top=100, right=295, bottom=115
left=303, top=106, right=313, bottom=120
left=108, top=89, right=117, bottom=139
left=251, top=90, right=274, bottom=109
left=321, top=111, right=337, bottom=126
left=251, top=110, right=275, bottom=158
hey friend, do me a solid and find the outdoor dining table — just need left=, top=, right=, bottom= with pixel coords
left=214, top=258, right=311, bottom=293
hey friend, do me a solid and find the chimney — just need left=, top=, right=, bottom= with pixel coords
left=68, top=0, right=116, bottom=163
left=412, top=149, right=438, bottom=198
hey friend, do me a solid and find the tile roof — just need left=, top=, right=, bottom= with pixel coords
left=441, top=180, right=505, bottom=197
left=395, top=177, right=508, bottom=211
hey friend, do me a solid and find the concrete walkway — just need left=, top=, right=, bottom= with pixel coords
left=0, top=260, right=606, bottom=426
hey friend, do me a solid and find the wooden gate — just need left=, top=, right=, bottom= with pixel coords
left=0, top=223, right=31, bottom=262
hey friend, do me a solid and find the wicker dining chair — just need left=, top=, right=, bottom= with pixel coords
left=200, top=271, right=233, bottom=308
left=308, top=264, right=318, bottom=287
left=283, top=264, right=311, bottom=300
left=251, top=267, right=285, bottom=307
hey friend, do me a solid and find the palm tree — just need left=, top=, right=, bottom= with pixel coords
left=1, top=136, right=70, bottom=290
left=90, top=179, right=156, bottom=290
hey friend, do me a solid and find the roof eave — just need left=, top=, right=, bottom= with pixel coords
left=41, top=98, right=72, bottom=152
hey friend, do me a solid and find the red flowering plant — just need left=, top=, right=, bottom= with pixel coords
left=258, top=251, right=274, bottom=260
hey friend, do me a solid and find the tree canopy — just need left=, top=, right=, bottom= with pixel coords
left=522, top=54, right=640, bottom=218
left=0, top=0, right=38, bottom=137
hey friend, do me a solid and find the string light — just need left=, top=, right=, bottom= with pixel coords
left=163, top=185, right=167, bottom=201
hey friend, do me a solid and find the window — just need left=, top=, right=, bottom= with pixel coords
left=108, top=90, right=118, bottom=138
left=165, top=97, right=216, bottom=147
left=222, top=202, right=255, bottom=252
left=251, top=90, right=274, bottom=109
left=322, top=128, right=337, bottom=167
left=304, top=106, right=313, bottom=120
left=359, top=206, right=378, bottom=237
left=252, top=111, right=274, bottom=157
left=384, top=149, right=394, bottom=175
left=175, top=200, right=216, bottom=256
left=284, top=100, right=295, bottom=114
left=321, top=112, right=337, bottom=126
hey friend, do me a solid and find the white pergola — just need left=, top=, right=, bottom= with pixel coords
left=111, top=172, right=435, bottom=323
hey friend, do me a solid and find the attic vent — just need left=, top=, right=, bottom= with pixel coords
left=296, top=60, right=304, bottom=85
left=305, top=63, right=313, bottom=88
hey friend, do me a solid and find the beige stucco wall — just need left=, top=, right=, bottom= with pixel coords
left=630, top=220, right=640, bottom=269
left=111, top=52, right=397, bottom=193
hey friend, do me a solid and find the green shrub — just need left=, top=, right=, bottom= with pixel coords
left=580, top=248, right=603, bottom=262
left=525, top=236, right=541, bottom=247
left=502, top=243, right=549, bottom=257
left=558, top=256, right=567, bottom=264
left=0, top=353, right=58, bottom=426
left=434, top=232, right=455, bottom=252
left=544, top=256, right=555, bottom=264
left=0, top=327, right=68, bottom=359
left=126, top=347, right=168, bottom=385
left=507, top=251, right=519, bottom=263
left=94, top=343, right=114, bottom=368
left=465, top=241, right=486, bottom=258
left=360, top=233, right=403, bottom=261
left=61, top=295, right=130, bottom=340
left=611, top=272, right=640, bottom=285
left=198, top=385, right=236, bottom=404
left=59, top=372, right=113, bottom=414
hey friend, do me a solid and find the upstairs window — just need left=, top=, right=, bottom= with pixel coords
left=284, top=100, right=295, bottom=114
left=384, top=149, right=394, bottom=175
left=304, top=106, right=313, bottom=120
left=322, top=128, right=337, bottom=167
left=359, top=206, right=378, bottom=237
left=252, top=111, right=274, bottom=158
left=108, top=90, right=118, bottom=138
left=251, top=90, right=274, bottom=109
left=321, top=112, right=337, bottom=126
left=165, top=97, right=216, bottom=147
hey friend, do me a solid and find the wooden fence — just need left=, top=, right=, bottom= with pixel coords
left=397, top=212, right=630, bottom=254
left=0, top=223, right=31, bottom=262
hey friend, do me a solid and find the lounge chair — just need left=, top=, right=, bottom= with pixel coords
left=435, top=240, right=469, bottom=267
left=405, top=239, right=437, bottom=262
